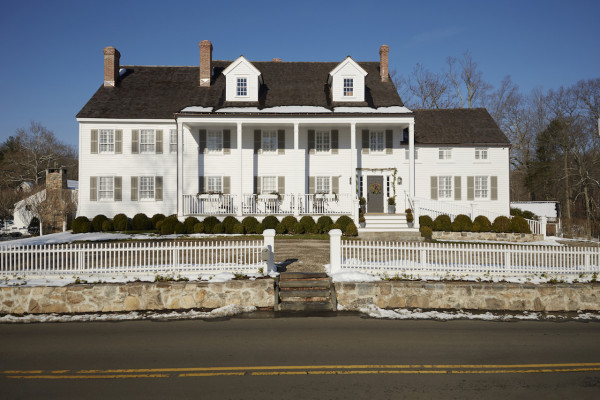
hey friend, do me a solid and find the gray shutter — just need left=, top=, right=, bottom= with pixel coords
left=155, top=130, right=163, bottom=154
left=430, top=176, right=438, bottom=200
left=454, top=176, right=461, bottom=201
left=89, top=176, right=97, bottom=201
left=114, top=176, right=122, bottom=201
left=308, top=130, right=315, bottom=155
left=491, top=176, right=498, bottom=200
left=309, top=176, right=315, bottom=194
left=255, top=176, right=261, bottom=194
left=254, top=130, right=261, bottom=154
left=467, top=176, right=475, bottom=201
left=362, top=130, right=369, bottom=154
left=331, top=130, right=339, bottom=154
left=199, top=129, right=207, bottom=154
left=131, top=130, right=139, bottom=154
left=278, top=176, right=285, bottom=194
left=223, top=176, right=230, bottom=194
left=91, top=130, right=98, bottom=154
left=223, top=129, right=231, bottom=154
left=198, top=176, right=204, bottom=193
left=386, top=129, right=393, bottom=154
left=131, top=176, right=138, bottom=201
left=332, top=176, right=339, bottom=194
left=115, top=130, right=122, bottom=154
left=155, top=176, right=163, bottom=201
left=278, top=129, right=285, bottom=154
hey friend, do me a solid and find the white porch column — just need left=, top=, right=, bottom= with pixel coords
left=350, top=122, right=358, bottom=224
left=237, top=122, right=243, bottom=217
left=177, top=120, right=184, bottom=218
left=408, top=121, right=415, bottom=197
left=294, top=122, right=301, bottom=217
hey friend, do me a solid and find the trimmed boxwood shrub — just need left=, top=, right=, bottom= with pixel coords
left=281, top=216, right=298, bottom=232
left=420, top=226, right=433, bottom=239
left=292, top=222, right=305, bottom=235
left=335, top=216, right=353, bottom=232
left=344, top=222, right=358, bottom=237
left=160, top=216, right=179, bottom=235
left=330, top=223, right=342, bottom=231
left=262, top=215, right=279, bottom=230
left=222, top=216, right=240, bottom=234
left=419, top=215, right=433, bottom=228
left=510, top=216, right=531, bottom=234
left=255, top=223, right=266, bottom=234
left=132, top=213, right=152, bottom=231
left=300, top=216, right=316, bottom=234
left=232, top=223, right=244, bottom=234
left=102, top=220, right=114, bottom=232
left=242, top=216, right=259, bottom=234
left=72, top=216, right=92, bottom=233
left=202, top=216, right=220, bottom=233
left=275, top=223, right=286, bottom=235
left=472, top=215, right=492, bottom=232
left=316, top=216, right=334, bottom=233
left=92, top=215, right=108, bottom=232
left=451, top=214, right=473, bottom=232
left=183, top=217, right=200, bottom=234
left=173, top=222, right=185, bottom=235
left=522, top=210, right=536, bottom=220
left=432, top=215, right=451, bottom=231
left=492, top=216, right=511, bottom=233
left=156, top=220, right=164, bottom=232
left=112, top=214, right=130, bottom=231
left=212, top=223, right=224, bottom=234
left=151, top=214, right=166, bottom=229
left=193, top=222, right=204, bottom=234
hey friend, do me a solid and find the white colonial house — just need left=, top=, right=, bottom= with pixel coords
left=76, top=41, right=511, bottom=231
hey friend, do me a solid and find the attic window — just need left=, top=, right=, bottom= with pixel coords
left=236, top=77, right=247, bottom=97
left=343, top=78, right=354, bottom=96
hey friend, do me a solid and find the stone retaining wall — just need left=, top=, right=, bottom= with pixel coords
left=0, top=279, right=274, bottom=315
left=335, top=281, right=600, bottom=312
left=432, top=231, right=544, bottom=242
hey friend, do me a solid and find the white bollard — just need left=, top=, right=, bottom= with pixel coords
left=262, top=229, right=275, bottom=274
left=541, top=216, right=547, bottom=239
left=329, top=229, right=342, bottom=275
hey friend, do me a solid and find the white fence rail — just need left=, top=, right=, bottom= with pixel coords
left=329, top=232, right=599, bottom=278
left=0, top=233, right=276, bottom=277
left=183, top=194, right=237, bottom=215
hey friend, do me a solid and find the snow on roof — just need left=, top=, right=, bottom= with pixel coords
left=510, top=201, right=559, bottom=218
left=334, top=106, right=412, bottom=113
left=180, top=106, right=214, bottom=113
left=215, top=106, right=331, bottom=113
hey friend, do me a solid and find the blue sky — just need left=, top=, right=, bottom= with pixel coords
left=0, top=0, right=598, bottom=149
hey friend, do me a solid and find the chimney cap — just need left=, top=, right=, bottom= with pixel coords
left=272, top=58, right=282, bottom=62
left=103, top=46, right=120, bottom=56
left=379, top=44, right=389, bottom=53
left=199, top=40, right=212, bottom=47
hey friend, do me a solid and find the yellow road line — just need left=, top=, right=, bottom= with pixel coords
left=6, top=374, right=169, bottom=380
left=179, top=372, right=246, bottom=377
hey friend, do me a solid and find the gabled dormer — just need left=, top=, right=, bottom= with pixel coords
left=223, top=56, right=262, bottom=102
left=328, top=56, right=368, bottom=102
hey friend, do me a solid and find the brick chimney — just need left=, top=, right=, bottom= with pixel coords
left=46, top=168, right=68, bottom=193
left=103, top=46, right=120, bottom=87
left=199, top=40, right=213, bottom=87
left=272, top=58, right=282, bottom=62
left=379, top=44, right=389, bottom=82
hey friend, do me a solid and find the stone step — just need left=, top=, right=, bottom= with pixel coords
left=279, top=279, right=331, bottom=289
left=280, top=296, right=330, bottom=303
left=278, top=301, right=334, bottom=312
left=279, top=289, right=331, bottom=299
left=279, top=272, right=328, bottom=280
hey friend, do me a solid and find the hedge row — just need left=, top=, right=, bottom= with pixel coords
left=418, top=214, right=531, bottom=237
left=72, top=214, right=358, bottom=236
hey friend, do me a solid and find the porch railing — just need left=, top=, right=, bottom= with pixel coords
left=183, top=194, right=237, bottom=215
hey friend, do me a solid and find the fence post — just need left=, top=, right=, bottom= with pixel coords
left=329, top=229, right=342, bottom=274
left=263, top=229, right=275, bottom=275
left=470, top=203, right=476, bottom=220
left=540, top=216, right=547, bottom=238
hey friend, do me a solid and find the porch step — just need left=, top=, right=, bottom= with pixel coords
left=358, top=231, right=424, bottom=242
left=361, top=213, right=414, bottom=232
left=276, top=272, right=335, bottom=312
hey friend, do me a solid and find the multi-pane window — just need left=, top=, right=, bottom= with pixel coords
left=139, top=177, right=155, bottom=200
left=475, top=176, right=488, bottom=199
left=316, top=130, right=330, bottom=153
left=99, top=129, right=114, bottom=153
left=262, top=130, right=277, bottom=153
left=404, top=148, right=419, bottom=160
left=438, top=176, right=452, bottom=199
left=439, top=148, right=452, bottom=160
left=207, top=176, right=222, bottom=193
left=170, top=129, right=177, bottom=153
left=386, top=176, right=393, bottom=198
left=370, top=131, right=385, bottom=153
left=343, top=78, right=354, bottom=96
left=475, top=148, right=488, bottom=160
left=359, top=176, right=364, bottom=199
left=262, top=176, right=277, bottom=193
left=236, top=77, right=247, bottom=96
left=207, top=130, right=223, bottom=153
left=140, top=129, right=155, bottom=153
left=98, top=177, right=114, bottom=201
left=316, top=176, right=330, bottom=194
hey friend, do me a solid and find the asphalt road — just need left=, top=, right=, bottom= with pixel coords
left=1, top=313, right=599, bottom=399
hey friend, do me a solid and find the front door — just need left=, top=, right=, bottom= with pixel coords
left=366, top=175, right=384, bottom=213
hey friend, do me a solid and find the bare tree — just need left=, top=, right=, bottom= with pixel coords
left=446, top=52, right=492, bottom=108
left=396, top=64, right=454, bottom=109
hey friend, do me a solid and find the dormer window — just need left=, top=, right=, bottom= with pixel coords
left=236, top=77, right=248, bottom=97
left=343, top=78, right=354, bottom=97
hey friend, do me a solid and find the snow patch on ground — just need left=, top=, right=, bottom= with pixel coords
left=330, top=271, right=382, bottom=283
left=0, top=305, right=256, bottom=324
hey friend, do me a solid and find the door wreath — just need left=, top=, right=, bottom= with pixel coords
left=369, top=182, right=381, bottom=195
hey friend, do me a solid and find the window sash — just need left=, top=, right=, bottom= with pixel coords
left=140, top=129, right=155, bottom=153
left=475, top=176, right=488, bottom=198
left=439, top=148, right=452, bottom=160
left=262, top=176, right=277, bottom=193
left=316, top=176, right=330, bottom=194
left=98, top=177, right=114, bottom=201
left=404, top=148, right=419, bottom=160
left=475, top=148, right=488, bottom=160
left=236, top=77, right=247, bottom=96
left=99, top=129, right=114, bottom=153
left=370, top=131, right=384, bottom=152
left=262, top=130, right=277, bottom=153
left=316, top=130, right=330, bottom=153
left=170, top=129, right=177, bottom=153
left=139, top=177, right=155, bottom=200
left=207, top=130, right=223, bottom=153
left=207, top=176, right=222, bottom=193
left=438, top=176, right=452, bottom=199
left=343, top=78, right=353, bottom=96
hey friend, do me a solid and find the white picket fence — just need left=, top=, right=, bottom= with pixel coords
left=0, top=233, right=275, bottom=277
left=329, top=230, right=599, bottom=278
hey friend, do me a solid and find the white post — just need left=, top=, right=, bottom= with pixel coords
left=63, top=219, right=66, bottom=232
left=294, top=122, right=301, bottom=217
left=263, top=229, right=275, bottom=274
left=413, top=199, right=420, bottom=229
left=470, top=203, right=476, bottom=220
left=541, top=216, right=547, bottom=238
left=329, top=229, right=342, bottom=274
left=350, top=122, right=358, bottom=225
left=237, top=122, right=243, bottom=217
left=408, top=121, right=415, bottom=196
left=176, top=120, right=184, bottom=218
